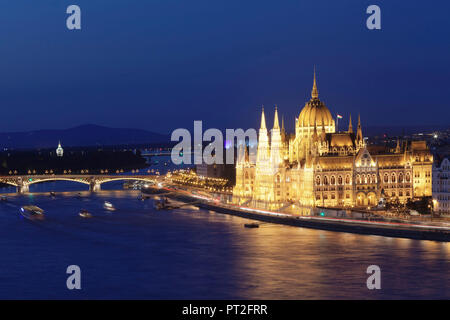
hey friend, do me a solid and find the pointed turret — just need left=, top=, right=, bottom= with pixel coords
left=348, top=114, right=353, bottom=133
left=273, top=105, right=279, bottom=129
left=270, top=105, right=282, bottom=169
left=254, top=106, right=272, bottom=203
left=356, top=114, right=363, bottom=142
left=311, top=67, right=319, bottom=99
left=260, top=106, right=266, bottom=129
left=256, top=106, right=270, bottom=165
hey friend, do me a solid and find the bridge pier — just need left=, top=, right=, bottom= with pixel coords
left=90, top=181, right=101, bottom=192
left=17, top=184, right=29, bottom=194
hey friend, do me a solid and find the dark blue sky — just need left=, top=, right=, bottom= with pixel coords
left=0, top=1, right=449, bottom=134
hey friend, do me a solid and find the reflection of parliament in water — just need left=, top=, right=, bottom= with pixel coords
left=233, top=71, right=432, bottom=209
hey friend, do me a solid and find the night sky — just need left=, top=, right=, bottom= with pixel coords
left=0, top=1, right=449, bottom=134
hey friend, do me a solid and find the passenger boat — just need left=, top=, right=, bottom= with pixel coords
left=50, top=192, right=56, bottom=197
left=0, top=196, right=7, bottom=202
left=20, top=206, right=45, bottom=220
left=79, top=209, right=92, bottom=218
left=103, top=201, right=116, bottom=211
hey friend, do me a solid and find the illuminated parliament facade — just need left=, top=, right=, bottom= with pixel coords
left=233, top=72, right=432, bottom=209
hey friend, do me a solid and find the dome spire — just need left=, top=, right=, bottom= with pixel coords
left=311, top=66, right=319, bottom=99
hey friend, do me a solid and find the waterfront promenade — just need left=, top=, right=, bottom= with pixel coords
left=145, top=184, right=450, bottom=242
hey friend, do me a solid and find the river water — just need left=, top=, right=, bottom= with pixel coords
left=0, top=179, right=449, bottom=299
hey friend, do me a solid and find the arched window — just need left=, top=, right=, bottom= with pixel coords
left=398, top=173, right=404, bottom=183
left=356, top=175, right=361, bottom=184
left=331, top=176, right=336, bottom=185
left=391, top=173, right=396, bottom=183
left=345, top=175, right=350, bottom=184
left=373, top=174, right=377, bottom=183
left=384, top=174, right=389, bottom=183
left=316, top=176, right=321, bottom=185
left=406, top=172, right=411, bottom=182
left=369, top=175, right=373, bottom=184
left=324, top=176, right=329, bottom=185
left=276, top=175, right=281, bottom=183
left=338, top=176, right=343, bottom=185
left=245, top=172, right=249, bottom=179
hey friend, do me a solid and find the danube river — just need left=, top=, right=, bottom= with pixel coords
left=0, top=181, right=449, bottom=299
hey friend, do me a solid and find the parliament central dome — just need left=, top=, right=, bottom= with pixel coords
left=297, top=71, right=334, bottom=129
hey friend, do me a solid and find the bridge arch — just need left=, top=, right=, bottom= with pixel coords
left=25, top=178, right=91, bottom=193
left=26, top=178, right=91, bottom=186
left=97, top=177, right=156, bottom=185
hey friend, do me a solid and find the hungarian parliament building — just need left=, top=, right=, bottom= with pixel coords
left=233, top=72, right=432, bottom=210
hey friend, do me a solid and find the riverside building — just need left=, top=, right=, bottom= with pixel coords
left=233, top=71, right=432, bottom=211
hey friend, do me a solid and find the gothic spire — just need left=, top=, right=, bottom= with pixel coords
left=357, top=114, right=363, bottom=141
left=311, top=66, right=319, bottom=99
left=348, top=114, right=353, bottom=133
left=260, top=106, right=266, bottom=130
left=273, top=105, right=280, bottom=130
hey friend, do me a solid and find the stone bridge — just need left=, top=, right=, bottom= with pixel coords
left=0, top=175, right=160, bottom=193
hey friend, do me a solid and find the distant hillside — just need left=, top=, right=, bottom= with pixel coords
left=0, top=124, right=169, bottom=149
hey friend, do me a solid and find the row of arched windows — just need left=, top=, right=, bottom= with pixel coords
left=382, top=172, right=410, bottom=184
left=316, top=175, right=351, bottom=186
left=315, top=171, right=412, bottom=186
left=356, top=174, right=377, bottom=184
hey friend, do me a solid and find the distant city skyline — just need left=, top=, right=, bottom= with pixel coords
left=0, top=1, right=449, bottom=134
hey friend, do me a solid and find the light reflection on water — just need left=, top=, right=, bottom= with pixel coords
left=0, top=185, right=448, bottom=299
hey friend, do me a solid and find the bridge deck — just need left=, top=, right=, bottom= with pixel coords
left=0, top=174, right=161, bottom=193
